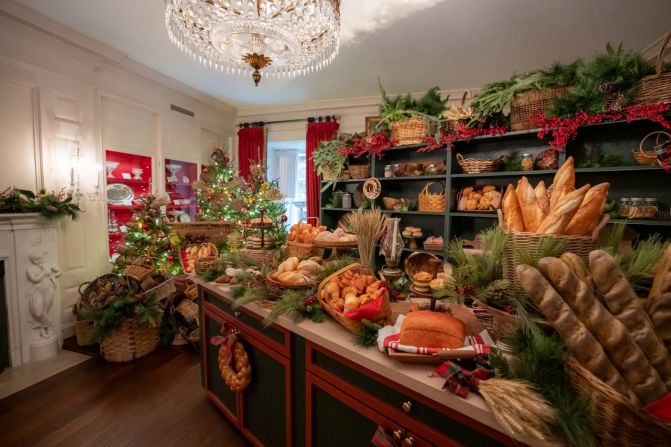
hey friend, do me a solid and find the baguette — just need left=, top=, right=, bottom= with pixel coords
left=534, top=181, right=550, bottom=217
left=648, top=289, right=671, bottom=350
left=516, top=264, right=634, bottom=398
left=549, top=156, right=575, bottom=209
left=560, top=252, right=594, bottom=296
left=649, top=244, right=671, bottom=306
left=516, top=177, right=544, bottom=233
left=537, top=184, right=590, bottom=235
left=539, top=257, right=662, bottom=404
left=590, top=249, right=671, bottom=388
left=564, top=183, right=609, bottom=236
left=502, top=184, right=525, bottom=232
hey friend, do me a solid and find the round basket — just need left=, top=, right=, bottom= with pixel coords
left=391, top=117, right=430, bottom=145
left=510, top=86, right=570, bottom=131
left=313, top=239, right=358, bottom=249
left=78, top=273, right=129, bottom=309
left=100, top=316, right=161, bottom=363
left=141, top=278, right=177, bottom=308
left=456, top=153, right=504, bottom=174
left=317, top=263, right=392, bottom=333
left=195, top=256, right=218, bottom=275
left=632, top=32, right=671, bottom=106
left=566, top=356, right=671, bottom=447
left=382, top=197, right=400, bottom=210
left=286, top=241, right=325, bottom=259
left=169, top=221, right=232, bottom=245
left=404, top=252, right=443, bottom=280
left=176, top=299, right=199, bottom=324
left=418, top=182, right=446, bottom=212
left=184, top=282, right=199, bottom=301
left=75, top=319, right=95, bottom=346
left=124, top=256, right=154, bottom=282
left=632, top=131, right=670, bottom=166
left=239, top=248, right=279, bottom=268
left=266, top=272, right=318, bottom=290
left=349, top=164, right=371, bottom=179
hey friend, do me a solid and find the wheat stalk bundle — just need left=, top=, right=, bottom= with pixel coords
left=350, top=208, right=388, bottom=269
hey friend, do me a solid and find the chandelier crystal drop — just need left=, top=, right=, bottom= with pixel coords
left=165, top=0, right=341, bottom=86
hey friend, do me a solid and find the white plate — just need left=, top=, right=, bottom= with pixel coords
left=178, top=213, right=192, bottom=222
left=106, top=183, right=134, bottom=204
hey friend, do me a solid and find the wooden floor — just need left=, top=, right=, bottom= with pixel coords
left=0, top=346, right=249, bottom=447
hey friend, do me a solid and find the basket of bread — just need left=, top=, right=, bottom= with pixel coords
left=314, top=228, right=358, bottom=248
left=287, top=219, right=326, bottom=259
left=267, top=256, right=322, bottom=289
left=500, top=156, right=609, bottom=294
left=517, top=248, right=671, bottom=447
left=182, top=243, right=218, bottom=274
left=318, top=263, right=391, bottom=332
left=456, top=185, right=502, bottom=212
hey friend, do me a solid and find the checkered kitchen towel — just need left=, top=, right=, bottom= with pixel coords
left=431, top=355, right=494, bottom=398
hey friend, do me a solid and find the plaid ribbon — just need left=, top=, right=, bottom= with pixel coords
left=656, top=140, right=671, bottom=173
left=210, top=324, right=238, bottom=366
left=370, top=426, right=395, bottom=447
left=431, top=355, right=494, bottom=398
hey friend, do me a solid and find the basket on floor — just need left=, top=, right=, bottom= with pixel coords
left=456, top=153, right=504, bottom=174
left=184, top=281, right=199, bottom=301
left=349, top=164, right=371, bottom=179
left=170, top=221, right=232, bottom=245
left=142, top=277, right=177, bottom=308
left=100, top=316, right=161, bottom=362
left=176, top=299, right=199, bottom=324
left=418, top=182, right=446, bottom=212
left=78, top=273, right=129, bottom=309
left=75, top=319, right=95, bottom=346
left=124, top=257, right=154, bottom=282
left=632, top=32, right=671, bottom=106
left=632, top=131, right=670, bottom=166
left=317, top=263, right=391, bottom=333
left=391, top=117, right=430, bottom=145
left=510, top=86, right=570, bottom=131
left=566, top=356, right=671, bottom=447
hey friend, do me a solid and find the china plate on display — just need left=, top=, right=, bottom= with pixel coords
left=106, top=183, right=134, bottom=204
left=178, top=213, right=192, bottom=222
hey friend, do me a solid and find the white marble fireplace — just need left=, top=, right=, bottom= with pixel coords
left=0, top=214, right=62, bottom=367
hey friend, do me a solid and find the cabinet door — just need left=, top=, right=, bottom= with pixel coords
left=239, top=331, right=291, bottom=447
left=203, top=309, right=239, bottom=425
left=306, top=372, right=409, bottom=447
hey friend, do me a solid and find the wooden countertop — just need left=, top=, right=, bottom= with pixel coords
left=198, top=279, right=548, bottom=447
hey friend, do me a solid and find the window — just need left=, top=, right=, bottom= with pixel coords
left=267, top=140, right=307, bottom=227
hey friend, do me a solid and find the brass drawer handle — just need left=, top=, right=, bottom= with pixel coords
left=404, top=436, right=414, bottom=447
left=234, top=311, right=241, bottom=318
left=393, top=429, right=403, bottom=442
left=402, top=401, right=412, bottom=413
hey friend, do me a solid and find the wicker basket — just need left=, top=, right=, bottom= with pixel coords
left=75, top=319, right=95, bottom=346
left=391, top=117, right=430, bottom=145
left=632, top=131, right=670, bottom=166
left=170, top=221, right=231, bottom=245
left=176, top=299, right=199, bottom=324
left=444, top=91, right=472, bottom=133
left=184, top=282, right=199, bottom=301
left=349, top=164, right=371, bottom=179
left=100, top=316, right=161, bottom=362
left=510, top=86, right=570, bottom=131
left=78, top=273, right=129, bottom=309
left=124, top=257, right=154, bottom=282
left=239, top=248, right=279, bottom=268
left=286, top=241, right=325, bottom=259
left=318, top=263, right=392, bottom=333
left=456, top=153, right=504, bottom=174
left=418, top=182, right=446, bottom=212
left=141, top=278, right=177, bottom=308
left=266, top=272, right=318, bottom=290
left=404, top=252, right=443, bottom=280
left=566, top=356, right=671, bottom=447
left=632, top=33, right=671, bottom=106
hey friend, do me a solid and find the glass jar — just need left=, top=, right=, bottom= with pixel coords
left=629, top=198, right=645, bottom=219
left=391, top=163, right=403, bottom=177
left=521, top=153, right=534, bottom=171
left=643, top=198, right=659, bottom=219
left=380, top=218, right=404, bottom=268
left=341, top=192, right=352, bottom=209
left=384, top=165, right=393, bottom=178
left=617, top=198, right=631, bottom=218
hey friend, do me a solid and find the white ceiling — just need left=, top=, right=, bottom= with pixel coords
left=12, top=0, right=671, bottom=110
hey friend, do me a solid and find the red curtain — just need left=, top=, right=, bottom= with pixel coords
left=238, top=126, right=265, bottom=180
left=306, top=120, right=339, bottom=218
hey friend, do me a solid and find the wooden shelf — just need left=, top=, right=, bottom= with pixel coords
left=107, top=204, right=139, bottom=211
left=402, top=247, right=444, bottom=255
left=574, top=165, right=665, bottom=174
left=381, top=210, right=444, bottom=216
left=107, top=178, right=149, bottom=186
left=320, top=178, right=365, bottom=184
left=378, top=175, right=445, bottom=182
left=450, top=212, right=499, bottom=219
left=451, top=169, right=556, bottom=178
left=609, top=218, right=671, bottom=227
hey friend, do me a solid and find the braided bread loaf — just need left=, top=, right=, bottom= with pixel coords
left=218, top=341, right=252, bottom=392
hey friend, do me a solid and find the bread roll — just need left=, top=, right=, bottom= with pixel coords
left=297, top=260, right=320, bottom=275
left=483, top=185, right=496, bottom=193
left=502, top=184, right=525, bottom=231
left=399, top=311, right=465, bottom=349
left=590, top=250, right=671, bottom=388
left=539, top=257, right=661, bottom=404
left=534, top=181, right=550, bottom=217
left=516, top=177, right=544, bottom=232
left=537, top=184, right=589, bottom=234
left=278, top=257, right=299, bottom=273
left=277, top=271, right=304, bottom=284
left=550, top=156, right=575, bottom=209
left=564, top=183, right=609, bottom=236
left=516, top=264, right=633, bottom=398
left=344, top=294, right=360, bottom=312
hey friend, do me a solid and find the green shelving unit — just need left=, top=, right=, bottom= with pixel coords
left=320, top=116, right=671, bottom=268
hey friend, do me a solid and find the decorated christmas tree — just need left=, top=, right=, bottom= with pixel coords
left=195, top=148, right=245, bottom=222
left=114, top=194, right=182, bottom=275
left=238, top=163, right=287, bottom=242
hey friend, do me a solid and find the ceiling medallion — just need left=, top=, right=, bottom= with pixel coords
left=165, top=0, right=341, bottom=86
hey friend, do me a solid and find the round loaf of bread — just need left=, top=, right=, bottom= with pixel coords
left=399, top=311, right=465, bottom=349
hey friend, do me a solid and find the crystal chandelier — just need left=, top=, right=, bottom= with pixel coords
left=165, top=0, right=341, bottom=86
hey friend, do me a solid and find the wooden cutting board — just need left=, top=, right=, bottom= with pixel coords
left=387, top=348, right=477, bottom=364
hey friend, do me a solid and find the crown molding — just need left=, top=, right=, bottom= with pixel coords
left=237, top=88, right=479, bottom=118
left=0, top=0, right=237, bottom=116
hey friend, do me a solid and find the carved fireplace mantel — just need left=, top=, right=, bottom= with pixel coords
left=0, top=213, right=62, bottom=366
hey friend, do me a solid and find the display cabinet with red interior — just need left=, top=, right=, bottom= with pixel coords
left=164, top=159, right=198, bottom=223
left=105, top=149, right=153, bottom=258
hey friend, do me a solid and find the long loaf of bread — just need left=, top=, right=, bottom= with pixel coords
left=516, top=264, right=634, bottom=397
left=549, top=156, right=575, bottom=209
left=649, top=244, right=671, bottom=306
left=560, top=252, right=594, bottom=296
left=648, top=288, right=671, bottom=350
left=538, top=257, right=662, bottom=405
left=537, top=184, right=589, bottom=235
left=502, top=184, right=525, bottom=232
left=516, top=177, right=544, bottom=233
left=564, top=182, right=609, bottom=236
left=590, top=249, right=671, bottom=389
left=534, top=180, right=550, bottom=217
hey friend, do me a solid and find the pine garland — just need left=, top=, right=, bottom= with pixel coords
left=0, top=187, right=80, bottom=219
left=83, top=295, right=162, bottom=344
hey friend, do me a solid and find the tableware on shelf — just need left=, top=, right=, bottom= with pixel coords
left=131, top=168, right=144, bottom=180
left=182, top=176, right=190, bottom=184
left=105, top=161, right=120, bottom=178
left=106, top=183, right=134, bottom=205
left=166, top=163, right=182, bottom=183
